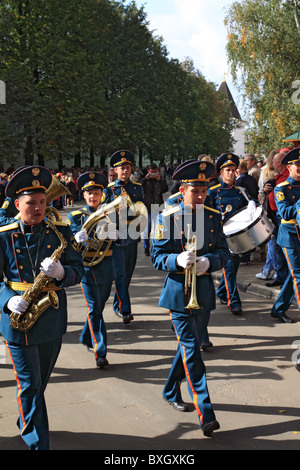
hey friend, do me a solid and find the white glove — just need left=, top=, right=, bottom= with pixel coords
left=196, top=257, right=210, bottom=276
left=75, top=229, right=88, bottom=243
left=177, top=249, right=196, bottom=269
left=247, top=200, right=256, bottom=219
left=40, top=258, right=65, bottom=281
left=97, top=223, right=119, bottom=241
left=7, top=296, right=29, bottom=315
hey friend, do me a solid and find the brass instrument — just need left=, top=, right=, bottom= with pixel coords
left=76, top=189, right=148, bottom=267
left=15, top=175, right=71, bottom=222
left=9, top=220, right=67, bottom=332
left=184, top=224, right=201, bottom=310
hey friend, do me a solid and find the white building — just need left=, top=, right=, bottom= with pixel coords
left=218, top=79, right=248, bottom=157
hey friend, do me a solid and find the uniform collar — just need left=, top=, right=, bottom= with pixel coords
left=20, top=220, right=45, bottom=234
left=287, top=176, right=300, bottom=185
left=115, top=178, right=130, bottom=186
left=221, top=180, right=236, bottom=189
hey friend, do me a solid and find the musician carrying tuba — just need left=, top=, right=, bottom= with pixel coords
left=66, top=171, right=118, bottom=369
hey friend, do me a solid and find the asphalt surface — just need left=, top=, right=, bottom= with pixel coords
left=1, top=201, right=300, bottom=452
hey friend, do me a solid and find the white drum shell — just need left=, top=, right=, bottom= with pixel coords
left=223, top=206, right=275, bottom=255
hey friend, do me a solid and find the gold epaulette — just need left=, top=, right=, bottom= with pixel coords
left=168, top=191, right=181, bottom=200
left=209, top=183, right=221, bottom=190
left=107, top=182, right=116, bottom=188
left=0, top=222, right=19, bottom=233
left=161, top=205, right=181, bottom=217
left=277, top=181, right=289, bottom=187
left=53, top=221, right=67, bottom=227
left=204, top=205, right=220, bottom=214
left=70, top=210, right=83, bottom=216
left=132, top=180, right=142, bottom=186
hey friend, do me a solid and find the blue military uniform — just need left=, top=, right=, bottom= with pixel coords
left=67, top=172, right=114, bottom=367
left=208, top=153, right=252, bottom=314
left=151, top=160, right=230, bottom=435
left=271, top=148, right=300, bottom=326
left=0, top=166, right=84, bottom=450
left=102, top=150, right=144, bottom=323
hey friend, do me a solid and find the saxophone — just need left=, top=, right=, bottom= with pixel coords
left=9, top=220, right=68, bottom=332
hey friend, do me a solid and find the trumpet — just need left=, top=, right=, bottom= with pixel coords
left=184, top=224, right=201, bottom=310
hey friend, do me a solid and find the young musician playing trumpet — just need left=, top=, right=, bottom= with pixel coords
left=67, top=172, right=118, bottom=369
left=151, top=160, right=229, bottom=437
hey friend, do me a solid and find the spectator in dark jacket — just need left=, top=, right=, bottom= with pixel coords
left=141, top=163, right=169, bottom=256
left=236, top=159, right=259, bottom=198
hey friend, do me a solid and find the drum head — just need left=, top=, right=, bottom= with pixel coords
left=223, top=205, right=262, bottom=236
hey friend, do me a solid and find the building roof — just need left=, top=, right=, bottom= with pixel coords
left=218, top=80, right=242, bottom=121
left=283, top=131, right=300, bottom=142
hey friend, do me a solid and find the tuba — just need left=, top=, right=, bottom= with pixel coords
left=15, top=175, right=71, bottom=222
left=184, top=224, right=201, bottom=310
left=76, top=189, right=148, bottom=267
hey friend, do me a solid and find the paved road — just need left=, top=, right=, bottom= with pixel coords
left=1, top=203, right=300, bottom=451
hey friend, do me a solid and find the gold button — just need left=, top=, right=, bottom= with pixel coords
left=210, top=215, right=213, bottom=219
left=46, top=230, right=50, bottom=234
left=19, top=265, right=23, bottom=270
left=209, top=243, right=212, bottom=247
left=211, top=229, right=214, bottom=233
left=14, top=234, right=18, bottom=238
left=47, top=245, right=51, bottom=249
left=16, top=249, right=21, bottom=253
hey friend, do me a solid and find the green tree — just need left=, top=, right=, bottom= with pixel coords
left=225, top=0, right=300, bottom=152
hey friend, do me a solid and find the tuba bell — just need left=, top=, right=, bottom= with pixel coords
left=15, top=175, right=71, bottom=222
left=76, top=189, right=148, bottom=267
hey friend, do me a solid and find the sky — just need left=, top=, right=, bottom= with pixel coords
left=124, top=0, right=243, bottom=115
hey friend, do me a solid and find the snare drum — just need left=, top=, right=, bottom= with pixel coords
left=223, top=205, right=275, bottom=255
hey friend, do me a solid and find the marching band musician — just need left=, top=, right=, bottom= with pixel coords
left=151, top=160, right=229, bottom=437
left=0, top=166, right=84, bottom=450
left=208, top=153, right=255, bottom=315
left=271, top=147, right=300, bottom=330
left=67, top=172, right=117, bottom=369
left=102, top=150, right=144, bottom=325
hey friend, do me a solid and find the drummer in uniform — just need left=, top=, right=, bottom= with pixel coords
left=0, top=166, right=84, bottom=450
left=102, top=150, right=144, bottom=325
left=67, top=172, right=116, bottom=368
left=208, top=153, right=255, bottom=315
left=270, top=148, right=300, bottom=330
left=151, top=160, right=229, bottom=436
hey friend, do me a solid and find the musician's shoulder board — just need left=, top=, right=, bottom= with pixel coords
left=277, top=181, right=289, bottom=188
left=70, top=210, right=82, bottom=216
left=161, top=205, right=181, bottom=217
left=132, top=180, right=142, bottom=186
left=0, top=222, right=18, bottom=233
left=107, top=182, right=116, bottom=188
left=209, top=183, right=221, bottom=191
left=204, top=205, right=220, bottom=215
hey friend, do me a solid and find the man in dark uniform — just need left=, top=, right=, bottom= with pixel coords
left=67, top=172, right=116, bottom=368
left=208, top=153, right=255, bottom=315
left=151, top=160, right=229, bottom=437
left=102, top=150, right=145, bottom=325
left=270, top=147, right=300, bottom=324
left=0, top=166, right=84, bottom=450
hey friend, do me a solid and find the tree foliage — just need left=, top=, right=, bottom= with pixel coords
left=0, top=0, right=234, bottom=168
left=225, top=0, right=300, bottom=152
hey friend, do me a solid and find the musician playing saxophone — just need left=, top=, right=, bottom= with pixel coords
left=0, top=166, right=84, bottom=450
left=151, top=160, right=229, bottom=437
left=67, top=172, right=118, bottom=369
